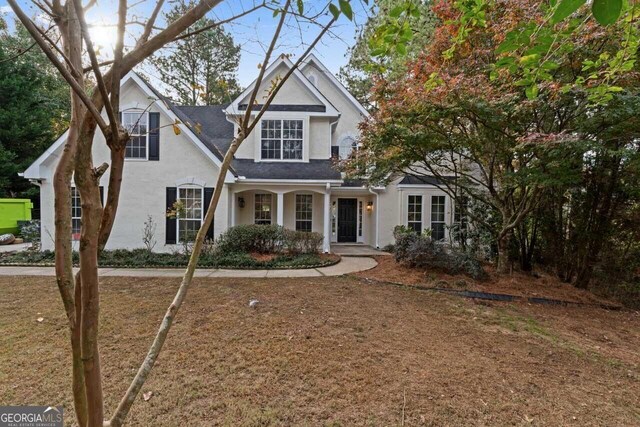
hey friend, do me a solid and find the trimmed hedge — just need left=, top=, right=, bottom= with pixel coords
left=216, top=224, right=323, bottom=255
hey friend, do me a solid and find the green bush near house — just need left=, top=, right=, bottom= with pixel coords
left=216, top=224, right=323, bottom=255
left=0, top=224, right=331, bottom=269
left=0, top=248, right=335, bottom=269
left=393, top=226, right=486, bottom=280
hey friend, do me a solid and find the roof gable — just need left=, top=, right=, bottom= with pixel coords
left=301, top=53, right=369, bottom=118
left=23, top=72, right=236, bottom=181
left=225, top=55, right=340, bottom=116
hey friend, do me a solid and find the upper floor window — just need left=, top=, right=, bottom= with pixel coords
left=261, top=119, right=303, bottom=160
left=123, top=111, right=148, bottom=159
left=339, top=136, right=357, bottom=160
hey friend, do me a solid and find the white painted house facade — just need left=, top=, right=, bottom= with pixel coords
left=24, top=54, right=458, bottom=253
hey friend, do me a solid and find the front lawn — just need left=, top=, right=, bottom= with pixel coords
left=0, top=249, right=339, bottom=269
left=1, top=275, right=639, bottom=425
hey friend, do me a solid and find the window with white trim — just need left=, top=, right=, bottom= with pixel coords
left=261, top=119, right=303, bottom=160
left=71, top=187, right=81, bottom=240
left=177, top=187, right=203, bottom=242
left=254, top=193, right=272, bottom=225
left=123, top=111, right=148, bottom=159
left=431, top=195, right=446, bottom=240
left=453, top=196, right=469, bottom=243
left=295, top=194, right=313, bottom=232
left=407, top=195, right=422, bottom=233
left=339, top=136, right=357, bottom=160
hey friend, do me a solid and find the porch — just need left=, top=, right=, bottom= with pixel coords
left=227, top=183, right=379, bottom=252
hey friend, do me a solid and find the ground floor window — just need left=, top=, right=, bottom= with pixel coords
left=178, top=187, right=203, bottom=242
left=255, top=193, right=272, bottom=225
left=71, top=187, right=81, bottom=240
left=295, top=194, right=313, bottom=232
left=407, top=195, right=422, bottom=233
left=453, top=196, right=469, bottom=242
left=431, top=195, right=446, bottom=240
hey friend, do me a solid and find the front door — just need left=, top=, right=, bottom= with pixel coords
left=337, top=198, right=357, bottom=243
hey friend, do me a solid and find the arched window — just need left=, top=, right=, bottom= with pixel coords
left=339, top=136, right=357, bottom=160
left=307, top=73, right=317, bottom=86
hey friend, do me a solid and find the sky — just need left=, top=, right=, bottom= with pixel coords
left=0, top=0, right=372, bottom=90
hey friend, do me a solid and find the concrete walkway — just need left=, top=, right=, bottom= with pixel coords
left=331, top=244, right=391, bottom=256
left=0, top=256, right=377, bottom=278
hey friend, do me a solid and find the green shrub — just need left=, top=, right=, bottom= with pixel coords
left=282, top=229, right=323, bottom=254
left=217, top=224, right=322, bottom=255
left=216, top=224, right=285, bottom=254
left=393, top=228, right=486, bottom=280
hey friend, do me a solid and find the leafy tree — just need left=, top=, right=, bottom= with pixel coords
left=0, top=18, right=69, bottom=197
left=149, top=0, right=242, bottom=105
left=338, top=0, right=436, bottom=110
left=348, top=0, right=639, bottom=275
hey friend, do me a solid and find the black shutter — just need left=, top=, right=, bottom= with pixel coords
left=331, top=146, right=340, bottom=159
left=166, top=187, right=177, bottom=244
left=203, top=187, right=215, bottom=240
left=148, top=112, right=160, bottom=161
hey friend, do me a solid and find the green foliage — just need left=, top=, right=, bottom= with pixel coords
left=392, top=227, right=486, bottom=279
left=0, top=19, right=69, bottom=197
left=591, top=0, right=622, bottom=26
left=338, top=0, right=436, bottom=110
left=216, top=224, right=323, bottom=255
left=0, top=248, right=333, bottom=269
left=149, top=0, right=242, bottom=106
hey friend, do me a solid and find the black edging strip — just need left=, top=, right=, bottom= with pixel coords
left=356, top=277, right=622, bottom=311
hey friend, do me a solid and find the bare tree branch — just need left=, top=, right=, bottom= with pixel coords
left=72, top=0, right=119, bottom=139
left=172, top=1, right=266, bottom=42
left=137, top=0, right=165, bottom=47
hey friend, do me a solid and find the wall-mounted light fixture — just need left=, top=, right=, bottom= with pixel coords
left=366, top=201, right=374, bottom=212
left=238, top=197, right=245, bottom=208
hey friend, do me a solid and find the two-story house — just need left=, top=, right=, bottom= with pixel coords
left=23, top=54, right=458, bottom=253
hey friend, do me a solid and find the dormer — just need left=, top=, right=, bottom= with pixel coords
left=225, top=55, right=341, bottom=163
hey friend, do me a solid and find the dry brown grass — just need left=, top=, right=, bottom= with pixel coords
left=0, top=275, right=639, bottom=426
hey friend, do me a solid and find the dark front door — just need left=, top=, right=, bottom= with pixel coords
left=337, top=198, right=357, bottom=243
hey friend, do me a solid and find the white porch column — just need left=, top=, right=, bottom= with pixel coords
left=229, top=188, right=236, bottom=227
left=323, top=184, right=331, bottom=253
left=276, top=192, right=284, bottom=226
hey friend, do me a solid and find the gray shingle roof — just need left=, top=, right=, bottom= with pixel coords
left=399, top=175, right=445, bottom=186
left=143, top=74, right=343, bottom=181
left=232, top=159, right=341, bottom=180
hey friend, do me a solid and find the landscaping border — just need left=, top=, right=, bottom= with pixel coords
left=356, top=277, right=623, bottom=311
left=0, top=256, right=341, bottom=270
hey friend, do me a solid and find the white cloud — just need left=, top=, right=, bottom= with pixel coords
left=0, top=5, right=14, bottom=15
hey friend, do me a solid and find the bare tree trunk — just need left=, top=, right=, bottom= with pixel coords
left=496, top=230, right=511, bottom=274
left=51, top=5, right=88, bottom=426
left=98, top=147, right=125, bottom=250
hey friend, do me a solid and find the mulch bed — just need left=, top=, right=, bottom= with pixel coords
left=356, top=256, right=619, bottom=307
